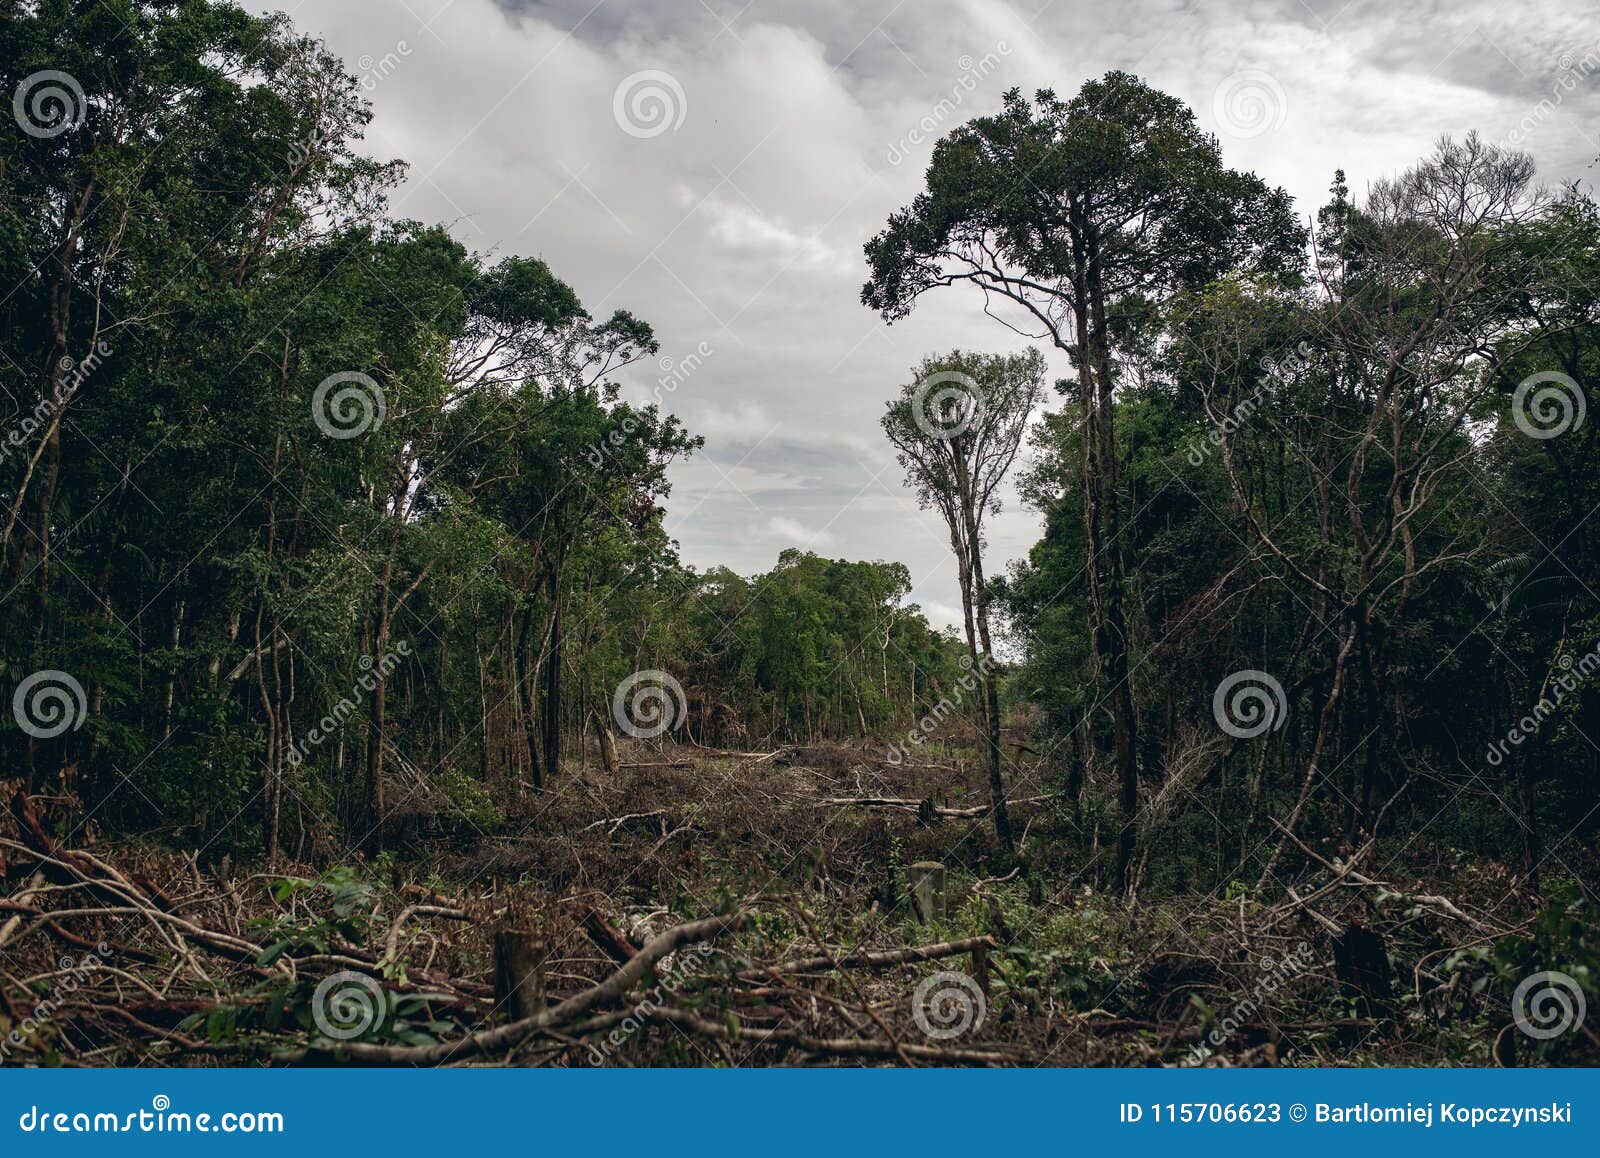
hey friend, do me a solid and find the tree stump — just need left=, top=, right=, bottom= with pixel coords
left=908, top=861, right=946, bottom=923
left=595, top=715, right=619, bottom=777
left=493, top=928, right=548, bottom=1021
left=1330, top=919, right=1392, bottom=1020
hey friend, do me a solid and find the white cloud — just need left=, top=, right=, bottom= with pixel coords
left=919, top=601, right=966, bottom=632
left=248, top=0, right=1600, bottom=634
left=768, top=515, right=836, bottom=548
left=686, top=398, right=779, bottom=441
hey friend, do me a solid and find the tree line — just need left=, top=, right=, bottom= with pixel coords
left=0, top=1, right=969, bottom=858
left=866, top=74, right=1600, bottom=897
left=6, top=3, right=1598, bottom=909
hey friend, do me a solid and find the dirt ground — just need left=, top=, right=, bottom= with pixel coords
left=1, top=738, right=1592, bottom=1067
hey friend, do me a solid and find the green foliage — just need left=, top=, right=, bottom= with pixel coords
left=1481, top=885, right=1597, bottom=1058
left=254, top=869, right=376, bottom=963
left=4, top=1, right=1597, bottom=923
left=3, top=1, right=965, bottom=857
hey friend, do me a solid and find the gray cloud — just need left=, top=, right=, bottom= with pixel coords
left=253, top=0, right=1600, bottom=628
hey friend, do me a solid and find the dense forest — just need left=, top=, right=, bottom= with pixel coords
left=1, top=0, right=1595, bottom=1068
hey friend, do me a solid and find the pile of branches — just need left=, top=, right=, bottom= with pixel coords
left=0, top=791, right=1015, bottom=1066
left=4, top=781, right=1590, bottom=1068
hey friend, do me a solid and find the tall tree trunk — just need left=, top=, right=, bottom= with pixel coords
left=542, top=571, right=564, bottom=788
left=513, top=600, right=544, bottom=790
left=1515, top=746, right=1540, bottom=895
left=365, top=521, right=401, bottom=854
left=1077, top=240, right=1140, bottom=895
left=1258, top=619, right=1358, bottom=888
left=364, top=604, right=391, bottom=854
left=961, top=494, right=1012, bottom=853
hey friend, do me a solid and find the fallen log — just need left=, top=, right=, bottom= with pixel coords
left=637, top=1005, right=1014, bottom=1065
left=685, top=744, right=781, bottom=760
left=275, top=909, right=750, bottom=1065
left=748, top=935, right=997, bottom=979
left=816, top=796, right=987, bottom=817
left=815, top=795, right=1056, bottom=818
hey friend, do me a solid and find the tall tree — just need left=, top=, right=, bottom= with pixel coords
left=863, top=73, right=1303, bottom=892
left=1175, top=136, right=1587, bottom=883
left=883, top=348, right=1044, bottom=852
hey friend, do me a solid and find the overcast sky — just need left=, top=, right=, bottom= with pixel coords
left=251, top=0, right=1598, bottom=630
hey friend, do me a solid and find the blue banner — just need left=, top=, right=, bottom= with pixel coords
left=3, top=1068, right=1595, bottom=1155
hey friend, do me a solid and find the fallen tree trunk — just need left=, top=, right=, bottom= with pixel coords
left=815, top=795, right=1055, bottom=818
left=749, top=935, right=996, bottom=979
left=637, top=1005, right=1014, bottom=1065
left=276, top=910, right=750, bottom=1065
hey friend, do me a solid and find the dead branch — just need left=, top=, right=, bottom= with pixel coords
left=1269, top=818, right=1501, bottom=934
left=751, top=935, right=997, bottom=979
left=637, top=1005, right=1015, bottom=1065
left=814, top=795, right=1055, bottom=817
left=275, top=910, right=751, bottom=1065
left=577, top=906, right=638, bottom=965
left=383, top=904, right=469, bottom=965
